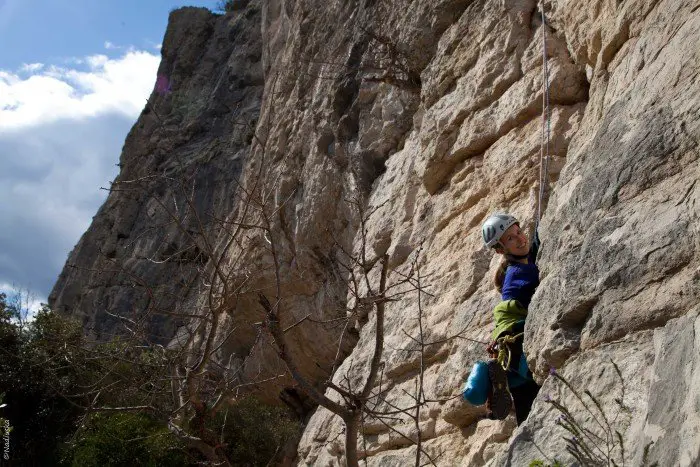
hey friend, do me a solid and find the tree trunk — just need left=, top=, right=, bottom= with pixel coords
left=344, top=413, right=361, bottom=467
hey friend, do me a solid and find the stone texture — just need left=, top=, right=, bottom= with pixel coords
left=528, top=0, right=700, bottom=382
left=50, top=0, right=700, bottom=464
left=630, top=306, right=700, bottom=467
left=295, top=0, right=699, bottom=464
left=293, top=0, right=590, bottom=463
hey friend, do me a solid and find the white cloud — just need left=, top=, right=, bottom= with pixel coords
left=0, top=49, right=160, bottom=132
left=0, top=49, right=160, bottom=300
left=104, top=41, right=130, bottom=51
left=143, top=39, right=162, bottom=51
left=19, top=63, right=44, bottom=73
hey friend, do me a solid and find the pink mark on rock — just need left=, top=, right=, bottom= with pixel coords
left=155, top=75, right=172, bottom=95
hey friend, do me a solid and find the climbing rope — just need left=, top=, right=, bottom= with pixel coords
left=536, top=0, right=552, bottom=230
left=495, top=332, right=524, bottom=370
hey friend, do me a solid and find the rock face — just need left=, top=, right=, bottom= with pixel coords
left=50, top=6, right=265, bottom=344
left=51, top=0, right=700, bottom=465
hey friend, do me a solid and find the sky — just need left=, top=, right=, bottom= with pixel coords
left=0, top=0, right=220, bottom=311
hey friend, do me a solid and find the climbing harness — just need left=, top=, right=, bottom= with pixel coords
left=536, top=0, right=551, bottom=230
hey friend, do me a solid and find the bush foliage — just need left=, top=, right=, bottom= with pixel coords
left=216, top=397, right=300, bottom=465
left=216, top=0, right=250, bottom=13
left=65, top=412, right=187, bottom=466
left=0, top=293, right=301, bottom=465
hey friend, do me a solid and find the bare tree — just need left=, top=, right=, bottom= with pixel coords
left=53, top=54, right=467, bottom=464
left=60, top=98, right=476, bottom=466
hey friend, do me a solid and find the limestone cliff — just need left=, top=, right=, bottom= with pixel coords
left=50, top=6, right=265, bottom=344
left=51, top=0, right=700, bottom=465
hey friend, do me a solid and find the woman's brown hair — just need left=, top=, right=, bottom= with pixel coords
left=494, top=258, right=509, bottom=293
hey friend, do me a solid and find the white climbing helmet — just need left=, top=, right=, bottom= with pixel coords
left=481, top=213, right=519, bottom=248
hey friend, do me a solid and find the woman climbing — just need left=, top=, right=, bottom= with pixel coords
left=464, top=1, right=552, bottom=425
left=481, top=212, right=542, bottom=425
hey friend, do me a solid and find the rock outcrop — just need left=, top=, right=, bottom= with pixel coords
left=50, top=6, right=265, bottom=344
left=51, top=0, right=700, bottom=465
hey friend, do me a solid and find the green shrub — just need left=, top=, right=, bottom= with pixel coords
left=213, top=397, right=300, bottom=466
left=215, top=0, right=250, bottom=13
left=0, top=293, right=300, bottom=465
left=0, top=299, right=86, bottom=464
left=528, top=460, right=563, bottom=467
left=64, top=412, right=188, bottom=467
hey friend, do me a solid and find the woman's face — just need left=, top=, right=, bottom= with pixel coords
left=497, top=224, right=529, bottom=256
